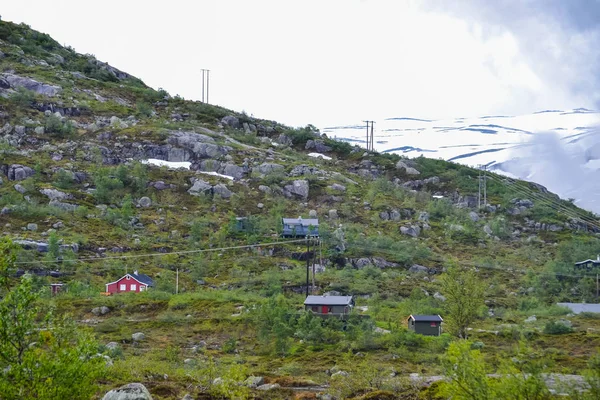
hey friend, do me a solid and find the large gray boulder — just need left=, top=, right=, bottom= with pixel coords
left=222, top=164, right=245, bottom=179
left=102, top=383, right=153, bottom=400
left=40, top=188, right=70, bottom=201
left=2, top=73, right=62, bottom=97
left=221, top=115, right=241, bottom=129
left=131, top=332, right=145, bottom=341
left=400, top=225, right=421, bottom=238
left=257, top=163, right=284, bottom=175
left=167, top=131, right=227, bottom=160
left=409, top=264, right=429, bottom=273
left=7, top=164, right=34, bottom=181
left=188, top=179, right=212, bottom=196
left=213, top=184, right=232, bottom=199
left=283, top=180, right=309, bottom=200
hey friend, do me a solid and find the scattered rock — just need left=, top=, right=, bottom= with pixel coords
left=524, top=315, right=537, bottom=323
left=188, top=179, right=212, bottom=196
left=257, top=383, right=281, bottom=391
left=400, top=225, right=420, bottom=238
left=283, top=180, right=309, bottom=200
left=101, top=383, right=153, bottom=400
left=2, top=73, right=62, bottom=97
left=106, top=342, right=119, bottom=350
left=244, top=376, right=265, bottom=388
left=469, top=211, right=479, bottom=222
left=138, top=197, right=152, bottom=208
left=483, top=225, right=493, bottom=235
left=7, top=164, right=34, bottom=181
left=14, top=184, right=26, bottom=194
left=213, top=184, right=233, bottom=199
left=433, top=292, right=446, bottom=302
left=328, top=209, right=338, bottom=219
left=221, top=115, right=241, bottom=129
left=309, top=209, right=318, bottom=218
left=132, top=332, right=145, bottom=341
left=40, top=188, right=70, bottom=201
left=27, top=223, right=38, bottom=231
left=329, top=183, right=346, bottom=191
left=408, top=264, right=429, bottom=274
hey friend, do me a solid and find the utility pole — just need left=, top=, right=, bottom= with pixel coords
left=483, top=165, right=487, bottom=208
left=596, top=273, right=599, bottom=300
left=305, top=238, right=310, bottom=297
left=201, top=69, right=205, bottom=103
left=206, top=69, right=210, bottom=104
left=363, top=120, right=375, bottom=151
left=176, top=268, right=179, bottom=294
left=200, top=68, right=210, bottom=103
left=478, top=165, right=482, bottom=209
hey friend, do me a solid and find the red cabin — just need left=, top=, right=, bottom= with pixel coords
left=105, top=271, right=154, bottom=294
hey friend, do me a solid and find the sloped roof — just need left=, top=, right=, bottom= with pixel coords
left=282, top=218, right=319, bottom=227
left=574, top=259, right=600, bottom=266
left=408, top=314, right=443, bottom=322
left=133, top=272, right=154, bottom=286
left=304, top=295, right=353, bottom=306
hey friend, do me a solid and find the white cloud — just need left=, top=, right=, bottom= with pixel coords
left=2, top=0, right=597, bottom=128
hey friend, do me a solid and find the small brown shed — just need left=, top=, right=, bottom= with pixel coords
left=407, top=314, right=443, bottom=336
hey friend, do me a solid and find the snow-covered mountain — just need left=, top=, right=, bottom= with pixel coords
left=322, top=109, right=600, bottom=213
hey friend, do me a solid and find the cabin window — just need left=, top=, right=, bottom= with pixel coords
left=344, top=307, right=348, bottom=313
left=411, top=320, right=414, bottom=326
left=312, top=306, right=318, bottom=312
left=328, top=307, right=333, bottom=313
left=430, top=322, right=437, bottom=327
left=126, top=276, right=130, bottom=280
left=131, top=284, right=137, bottom=291
left=140, top=286, right=146, bottom=292
left=119, top=284, right=126, bottom=291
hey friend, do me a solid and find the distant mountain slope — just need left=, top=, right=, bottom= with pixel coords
left=324, top=110, right=600, bottom=213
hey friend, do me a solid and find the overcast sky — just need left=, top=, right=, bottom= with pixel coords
left=3, top=0, right=600, bottom=128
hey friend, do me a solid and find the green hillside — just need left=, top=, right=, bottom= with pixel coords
left=2, top=19, right=600, bottom=399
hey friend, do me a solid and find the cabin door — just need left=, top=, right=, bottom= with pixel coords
left=322, top=306, right=328, bottom=314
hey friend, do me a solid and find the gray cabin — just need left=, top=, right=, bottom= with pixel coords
left=407, top=314, right=443, bottom=336
left=282, top=217, right=319, bottom=238
left=574, top=256, right=600, bottom=271
left=304, top=295, right=353, bottom=318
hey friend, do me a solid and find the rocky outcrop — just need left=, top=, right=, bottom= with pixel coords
left=283, top=180, right=309, bottom=200
left=221, top=115, right=241, bottom=129
left=256, top=163, right=284, bottom=175
left=289, top=164, right=325, bottom=177
left=400, top=225, right=421, bottom=238
left=1, top=73, right=62, bottom=97
left=40, top=188, right=71, bottom=201
left=188, top=179, right=234, bottom=199
left=102, top=383, right=152, bottom=400
left=399, top=176, right=440, bottom=190
left=396, top=160, right=420, bottom=175
left=305, top=139, right=332, bottom=153
left=346, top=257, right=399, bottom=269
left=2, top=164, right=34, bottom=181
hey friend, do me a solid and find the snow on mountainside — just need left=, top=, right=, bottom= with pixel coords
left=323, top=109, right=600, bottom=213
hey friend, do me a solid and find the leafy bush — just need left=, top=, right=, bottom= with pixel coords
left=543, top=320, right=573, bottom=335
left=9, top=87, right=36, bottom=107
left=45, top=115, right=76, bottom=137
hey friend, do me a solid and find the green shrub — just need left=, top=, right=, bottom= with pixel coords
left=45, top=115, right=76, bottom=137
left=10, top=87, right=36, bottom=107
left=543, top=320, right=573, bottom=335
left=136, top=101, right=152, bottom=117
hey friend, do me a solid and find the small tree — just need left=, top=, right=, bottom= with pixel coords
left=0, top=238, right=104, bottom=399
left=440, top=267, right=485, bottom=338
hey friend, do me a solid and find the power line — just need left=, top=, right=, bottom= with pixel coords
left=14, top=239, right=308, bottom=266
left=486, top=175, right=600, bottom=231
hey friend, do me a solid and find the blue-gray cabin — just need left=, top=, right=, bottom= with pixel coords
left=304, top=295, right=354, bottom=318
left=574, top=256, right=600, bottom=271
left=282, top=217, right=319, bottom=238
left=408, top=314, right=443, bottom=336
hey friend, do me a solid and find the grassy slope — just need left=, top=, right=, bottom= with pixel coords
left=1, top=20, right=600, bottom=399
